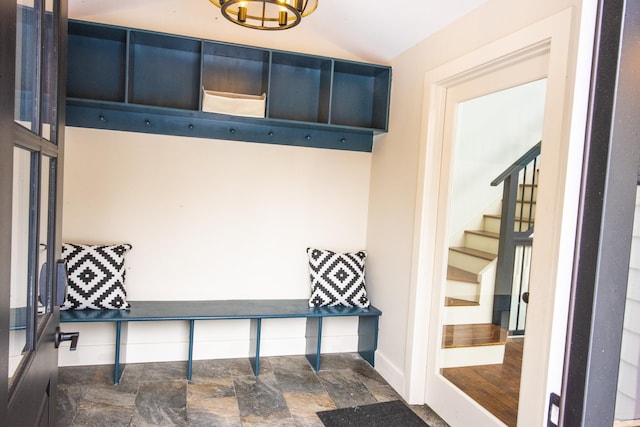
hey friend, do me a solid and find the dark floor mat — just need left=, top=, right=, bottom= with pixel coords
left=317, top=400, right=428, bottom=427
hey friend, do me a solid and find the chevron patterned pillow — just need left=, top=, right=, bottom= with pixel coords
left=61, top=243, right=132, bottom=310
left=306, top=248, right=370, bottom=308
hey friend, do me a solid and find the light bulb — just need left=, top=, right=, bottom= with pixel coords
left=238, top=5, right=247, bottom=22
left=279, top=10, right=288, bottom=26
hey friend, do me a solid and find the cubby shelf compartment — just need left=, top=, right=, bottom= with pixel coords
left=269, top=52, right=332, bottom=124
left=202, top=42, right=270, bottom=98
left=67, top=22, right=127, bottom=102
left=66, top=20, right=391, bottom=152
left=129, top=31, right=201, bottom=110
left=331, top=60, right=390, bottom=130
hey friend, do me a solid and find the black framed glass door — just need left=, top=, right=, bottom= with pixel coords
left=1, top=0, right=67, bottom=425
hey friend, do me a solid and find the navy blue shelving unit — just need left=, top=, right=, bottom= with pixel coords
left=65, top=20, right=391, bottom=152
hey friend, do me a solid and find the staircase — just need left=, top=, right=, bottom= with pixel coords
left=445, top=225, right=497, bottom=314
left=441, top=142, right=540, bottom=368
left=441, top=211, right=503, bottom=367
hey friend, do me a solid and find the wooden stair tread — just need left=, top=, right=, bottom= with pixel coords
left=445, top=297, right=480, bottom=307
left=442, top=323, right=508, bottom=348
left=464, top=230, right=499, bottom=239
left=447, top=265, right=479, bottom=284
left=449, top=246, right=497, bottom=261
left=484, top=214, right=535, bottom=222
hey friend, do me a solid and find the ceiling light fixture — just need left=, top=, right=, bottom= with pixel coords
left=209, top=0, right=318, bottom=30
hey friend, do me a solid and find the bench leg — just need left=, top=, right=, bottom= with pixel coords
left=249, top=318, right=261, bottom=376
left=114, top=321, right=128, bottom=385
left=305, top=317, right=322, bottom=372
left=188, top=320, right=195, bottom=382
left=357, top=315, right=379, bottom=367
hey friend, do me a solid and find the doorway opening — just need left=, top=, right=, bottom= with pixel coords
left=439, top=78, right=547, bottom=426
left=411, top=10, right=581, bottom=426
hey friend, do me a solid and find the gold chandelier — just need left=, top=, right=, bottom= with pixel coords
left=209, top=0, right=318, bottom=30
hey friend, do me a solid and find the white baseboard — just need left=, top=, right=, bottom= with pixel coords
left=373, top=350, right=406, bottom=400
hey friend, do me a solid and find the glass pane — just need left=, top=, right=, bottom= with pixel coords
left=8, top=148, right=33, bottom=384
left=614, top=187, right=640, bottom=425
left=15, top=0, right=39, bottom=133
left=439, top=79, right=547, bottom=427
left=37, top=156, right=51, bottom=328
left=42, top=0, right=55, bottom=141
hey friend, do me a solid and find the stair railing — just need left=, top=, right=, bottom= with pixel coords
left=490, top=141, right=541, bottom=330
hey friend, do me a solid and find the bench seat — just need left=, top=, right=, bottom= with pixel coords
left=60, top=299, right=382, bottom=384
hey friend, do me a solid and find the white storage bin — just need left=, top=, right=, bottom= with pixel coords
left=202, top=88, right=266, bottom=118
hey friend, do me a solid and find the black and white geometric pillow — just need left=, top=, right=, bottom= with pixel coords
left=306, top=248, right=370, bottom=308
left=61, top=243, right=132, bottom=310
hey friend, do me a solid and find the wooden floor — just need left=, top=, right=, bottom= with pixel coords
left=441, top=337, right=524, bottom=427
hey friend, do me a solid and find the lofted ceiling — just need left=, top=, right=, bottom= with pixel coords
left=68, top=0, right=489, bottom=64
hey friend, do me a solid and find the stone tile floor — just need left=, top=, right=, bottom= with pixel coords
left=57, top=353, right=450, bottom=426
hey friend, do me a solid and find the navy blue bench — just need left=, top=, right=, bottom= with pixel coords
left=60, top=299, right=382, bottom=385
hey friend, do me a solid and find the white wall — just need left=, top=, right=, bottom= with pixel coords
left=365, top=0, right=594, bottom=422
left=449, top=79, right=546, bottom=241
left=59, top=127, right=372, bottom=366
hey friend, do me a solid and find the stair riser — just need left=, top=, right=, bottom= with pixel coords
left=441, top=344, right=506, bottom=368
left=483, top=216, right=502, bottom=233
left=518, top=185, right=538, bottom=200
left=483, top=216, right=534, bottom=234
left=444, top=305, right=493, bottom=325
left=446, top=280, right=479, bottom=301
left=447, top=250, right=492, bottom=273
left=515, top=202, right=536, bottom=220
left=513, top=219, right=535, bottom=233
left=464, top=233, right=499, bottom=254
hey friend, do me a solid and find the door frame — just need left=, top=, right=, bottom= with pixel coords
left=427, top=48, right=549, bottom=425
left=562, top=0, right=640, bottom=424
left=403, top=7, right=593, bottom=426
left=0, top=0, right=16, bottom=415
